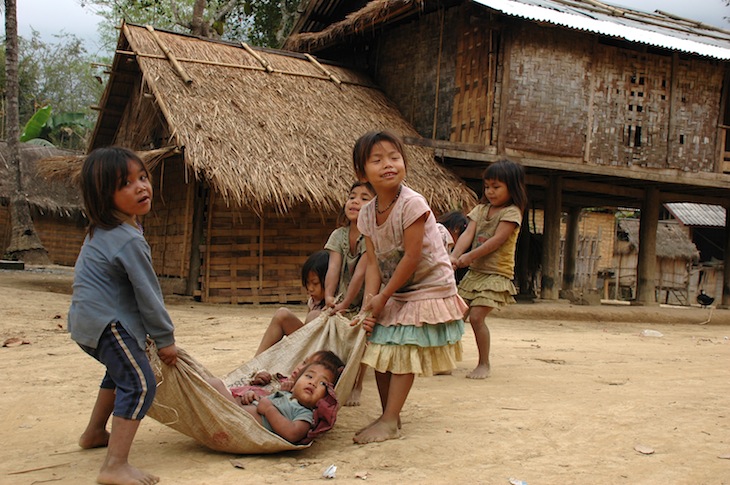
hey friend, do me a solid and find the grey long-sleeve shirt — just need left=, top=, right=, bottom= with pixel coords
left=68, top=223, right=175, bottom=351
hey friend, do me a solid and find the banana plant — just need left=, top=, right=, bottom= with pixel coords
left=20, top=106, right=93, bottom=149
left=19, top=105, right=52, bottom=142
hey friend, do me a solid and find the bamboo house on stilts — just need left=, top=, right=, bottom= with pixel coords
left=73, top=22, right=475, bottom=304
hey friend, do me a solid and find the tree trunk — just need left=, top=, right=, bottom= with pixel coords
left=191, top=0, right=210, bottom=37
left=4, top=0, right=50, bottom=264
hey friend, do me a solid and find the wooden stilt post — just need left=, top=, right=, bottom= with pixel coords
left=720, top=204, right=730, bottom=309
left=561, top=206, right=581, bottom=295
left=541, top=175, right=562, bottom=300
left=634, top=187, right=660, bottom=305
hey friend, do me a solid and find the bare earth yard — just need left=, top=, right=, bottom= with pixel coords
left=1, top=267, right=729, bottom=484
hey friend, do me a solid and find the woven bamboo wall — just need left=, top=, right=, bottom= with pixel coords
left=666, top=57, right=723, bottom=171
left=32, top=212, right=87, bottom=266
left=504, top=26, right=591, bottom=157
left=590, top=48, right=721, bottom=170
left=143, top=157, right=192, bottom=279
left=591, top=45, right=673, bottom=167
left=374, top=9, right=724, bottom=173
left=375, top=6, right=461, bottom=140
left=0, top=203, right=86, bottom=265
left=202, top=197, right=337, bottom=304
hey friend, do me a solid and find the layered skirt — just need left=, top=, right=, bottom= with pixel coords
left=361, top=294, right=467, bottom=376
left=458, top=270, right=516, bottom=308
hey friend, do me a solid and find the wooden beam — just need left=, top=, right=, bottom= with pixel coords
left=145, top=25, right=193, bottom=84
left=532, top=173, right=728, bottom=206
left=241, top=42, right=274, bottom=73
left=436, top=147, right=730, bottom=190
left=304, top=53, right=341, bottom=85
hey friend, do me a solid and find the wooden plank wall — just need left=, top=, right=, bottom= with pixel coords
left=202, top=198, right=336, bottom=304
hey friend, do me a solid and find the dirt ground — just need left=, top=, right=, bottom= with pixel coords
left=1, top=266, right=729, bottom=485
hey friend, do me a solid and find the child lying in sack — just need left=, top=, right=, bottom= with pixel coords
left=207, top=354, right=343, bottom=444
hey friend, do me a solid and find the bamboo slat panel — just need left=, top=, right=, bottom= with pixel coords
left=32, top=215, right=87, bottom=266
left=451, top=24, right=496, bottom=145
left=202, top=202, right=337, bottom=304
left=144, top=157, right=192, bottom=279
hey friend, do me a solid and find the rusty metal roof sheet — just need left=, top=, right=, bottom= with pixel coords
left=664, top=202, right=727, bottom=227
left=475, top=0, right=730, bottom=59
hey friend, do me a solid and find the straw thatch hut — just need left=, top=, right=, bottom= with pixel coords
left=663, top=202, right=726, bottom=304
left=0, top=142, right=86, bottom=266
left=613, top=218, right=699, bottom=305
left=78, top=22, right=475, bottom=303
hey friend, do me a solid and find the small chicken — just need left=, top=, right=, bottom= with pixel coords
left=697, top=290, right=714, bottom=308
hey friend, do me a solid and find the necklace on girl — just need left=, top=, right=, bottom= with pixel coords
left=375, top=185, right=402, bottom=215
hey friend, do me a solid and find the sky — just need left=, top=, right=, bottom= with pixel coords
left=3, top=0, right=730, bottom=52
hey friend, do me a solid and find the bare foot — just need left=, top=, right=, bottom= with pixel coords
left=466, top=364, right=491, bottom=379
left=355, top=417, right=381, bottom=435
left=97, top=462, right=159, bottom=485
left=345, top=387, right=362, bottom=407
left=356, top=416, right=402, bottom=436
left=79, top=428, right=110, bottom=449
left=353, top=419, right=400, bottom=444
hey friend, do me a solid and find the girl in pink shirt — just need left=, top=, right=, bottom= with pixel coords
left=351, top=130, right=466, bottom=444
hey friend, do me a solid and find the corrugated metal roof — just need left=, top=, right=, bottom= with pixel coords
left=664, top=202, right=727, bottom=227
left=474, top=0, right=730, bottom=59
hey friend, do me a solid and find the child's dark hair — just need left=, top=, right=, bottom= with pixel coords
left=336, top=181, right=375, bottom=227
left=309, top=350, right=345, bottom=383
left=352, top=130, right=407, bottom=181
left=481, top=159, right=528, bottom=212
left=438, top=211, right=468, bottom=235
left=81, top=146, right=150, bottom=237
left=301, top=250, right=329, bottom=287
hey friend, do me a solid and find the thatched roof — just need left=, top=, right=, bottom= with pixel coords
left=284, top=0, right=423, bottom=52
left=0, top=142, right=83, bottom=216
left=37, top=146, right=182, bottom=187
left=616, top=218, right=699, bottom=260
left=90, top=22, right=475, bottom=215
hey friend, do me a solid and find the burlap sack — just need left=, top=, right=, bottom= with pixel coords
left=146, top=312, right=366, bottom=454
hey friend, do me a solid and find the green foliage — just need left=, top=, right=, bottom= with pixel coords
left=20, top=105, right=52, bottom=142
left=85, top=0, right=300, bottom=48
left=1, top=30, right=105, bottom=150
left=238, top=0, right=301, bottom=48
left=20, top=105, right=94, bottom=148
